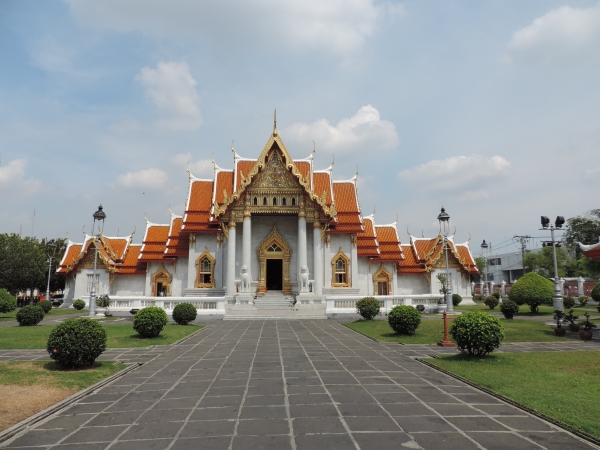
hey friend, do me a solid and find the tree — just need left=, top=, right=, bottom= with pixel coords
left=523, top=247, right=567, bottom=278
left=564, top=209, right=600, bottom=258
left=508, top=272, right=554, bottom=313
left=0, top=234, right=66, bottom=295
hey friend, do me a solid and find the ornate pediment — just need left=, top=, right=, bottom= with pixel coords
left=250, top=150, right=301, bottom=190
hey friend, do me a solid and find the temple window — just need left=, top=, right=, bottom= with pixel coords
left=282, top=197, right=287, bottom=206
left=253, top=197, right=258, bottom=206
left=291, top=197, right=296, bottom=206
left=195, top=251, right=216, bottom=288
left=373, top=267, right=391, bottom=296
left=331, top=250, right=350, bottom=287
left=273, top=197, right=277, bottom=205
left=263, top=197, right=267, bottom=205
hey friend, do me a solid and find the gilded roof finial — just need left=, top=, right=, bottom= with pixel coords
left=144, top=214, right=148, bottom=224
left=186, top=161, right=193, bottom=179
left=132, top=226, right=136, bottom=237
left=273, top=109, right=278, bottom=137
left=331, top=154, right=335, bottom=167
left=373, top=205, right=376, bottom=216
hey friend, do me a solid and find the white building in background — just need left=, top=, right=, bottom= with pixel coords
left=57, top=121, right=479, bottom=318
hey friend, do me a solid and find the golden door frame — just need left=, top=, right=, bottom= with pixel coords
left=257, top=225, right=292, bottom=295
left=151, top=266, right=172, bottom=297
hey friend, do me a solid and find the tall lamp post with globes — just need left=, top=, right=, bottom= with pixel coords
left=540, top=215, right=565, bottom=312
left=45, top=239, right=57, bottom=302
left=480, top=240, right=489, bottom=296
left=89, top=205, right=106, bottom=317
left=437, top=207, right=453, bottom=313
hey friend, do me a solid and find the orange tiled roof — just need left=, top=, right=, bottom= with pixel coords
left=295, top=161, right=311, bottom=185
left=182, top=180, right=218, bottom=233
left=455, top=243, right=479, bottom=274
left=407, top=235, right=479, bottom=274
left=330, top=182, right=363, bottom=233
left=214, top=170, right=234, bottom=204
left=100, top=236, right=130, bottom=261
left=235, top=160, right=256, bottom=191
left=373, top=225, right=403, bottom=262
left=313, top=172, right=332, bottom=206
left=165, top=216, right=190, bottom=257
left=115, top=245, right=147, bottom=275
left=357, top=216, right=379, bottom=257
left=581, top=241, right=600, bottom=261
left=398, top=244, right=426, bottom=273
left=56, top=242, right=83, bottom=274
left=139, top=224, right=170, bottom=262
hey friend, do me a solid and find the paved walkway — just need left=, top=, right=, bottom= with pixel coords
left=2, top=321, right=599, bottom=450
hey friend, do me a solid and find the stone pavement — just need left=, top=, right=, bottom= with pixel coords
left=2, top=321, right=599, bottom=450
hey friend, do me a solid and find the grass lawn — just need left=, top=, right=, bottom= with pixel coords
left=0, top=307, right=87, bottom=322
left=346, top=318, right=570, bottom=344
left=455, top=303, right=593, bottom=317
left=427, top=351, right=600, bottom=439
left=0, top=323, right=202, bottom=349
left=0, top=361, right=126, bottom=431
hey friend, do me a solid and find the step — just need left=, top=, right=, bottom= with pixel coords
left=224, top=315, right=326, bottom=320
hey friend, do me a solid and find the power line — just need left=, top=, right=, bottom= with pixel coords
left=513, top=235, right=531, bottom=274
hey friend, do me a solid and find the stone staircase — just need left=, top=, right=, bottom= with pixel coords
left=224, top=291, right=326, bottom=320
left=254, top=292, right=295, bottom=310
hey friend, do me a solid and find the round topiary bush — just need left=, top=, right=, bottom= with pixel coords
left=563, top=296, right=575, bottom=309
left=500, top=300, right=519, bottom=319
left=16, top=305, right=45, bottom=326
left=484, top=296, right=499, bottom=310
left=491, top=291, right=501, bottom=300
left=450, top=312, right=504, bottom=357
left=72, top=299, right=86, bottom=310
left=591, top=282, right=600, bottom=303
left=452, top=294, right=462, bottom=306
left=356, top=297, right=381, bottom=320
left=47, top=318, right=107, bottom=368
left=172, top=303, right=197, bottom=325
left=38, top=300, right=53, bottom=313
left=0, top=289, right=17, bottom=314
left=388, top=305, right=421, bottom=335
left=509, top=272, right=554, bottom=313
left=133, top=306, right=168, bottom=338
left=578, top=296, right=589, bottom=307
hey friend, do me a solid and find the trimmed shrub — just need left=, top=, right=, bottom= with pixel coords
left=508, top=272, right=554, bottom=313
left=133, top=306, right=168, bottom=338
left=0, top=289, right=17, bottom=314
left=416, top=304, right=425, bottom=313
left=484, top=296, right=499, bottom=310
left=450, top=312, right=504, bottom=357
left=591, top=282, right=600, bottom=303
left=38, top=300, right=53, bottom=313
left=491, top=291, right=501, bottom=300
left=388, top=305, right=421, bottom=335
left=47, top=318, right=107, bottom=368
left=562, top=296, right=575, bottom=309
left=356, top=297, right=381, bottom=320
left=16, top=305, right=45, bottom=326
left=72, top=299, right=86, bottom=310
left=578, top=296, right=589, bottom=307
left=500, top=300, right=519, bottom=319
left=173, top=303, right=197, bottom=325
left=452, top=294, right=462, bottom=306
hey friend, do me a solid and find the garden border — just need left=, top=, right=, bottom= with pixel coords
left=342, top=322, right=405, bottom=344
left=416, top=356, right=600, bottom=448
left=0, top=362, right=141, bottom=445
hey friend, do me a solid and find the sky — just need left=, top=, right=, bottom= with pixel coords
left=1, top=0, right=599, bottom=259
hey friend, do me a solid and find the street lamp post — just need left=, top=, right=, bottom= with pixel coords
left=45, top=239, right=57, bottom=301
left=437, top=207, right=453, bottom=313
left=89, top=205, right=106, bottom=317
left=540, top=216, right=565, bottom=312
left=481, top=240, right=488, bottom=296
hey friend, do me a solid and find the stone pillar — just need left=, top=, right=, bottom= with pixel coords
left=471, top=281, right=475, bottom=296
left=578, top=276, right=585, bottom=297
left=226, top=222, right=236, bottom=296
left=479, top=281, right=485, bottom=297
left=298, top=208, right=308, bottom=292
left=313, top=222, right=322, bottom=296
left=501, top=280, right=506, bottom=297
left=559, top=278, right=565, bottom=297
left=241, top=210, right=252, bottom=291
left=490, top=280, right=495, bottom=296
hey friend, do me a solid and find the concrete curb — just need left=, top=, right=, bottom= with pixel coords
left=0, top=362, right=141, bottom=446
left=416, top=356, right=600, bottom=449
left=341, top=322, right=405, bottom=345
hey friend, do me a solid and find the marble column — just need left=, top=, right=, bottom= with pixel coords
left=313, top=222, right=322, bottom=296
left=226, top=222, right=236, bottom=296
left=298, top=209, right=308, bottom=292
left=241, top=210, right=252, bottom=291
left=578, top=276, right=585, bottom=297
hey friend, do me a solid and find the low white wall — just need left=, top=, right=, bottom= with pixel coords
left=79, top=295, right=226, bottom=316
left=326, top=294, right=444, bottom=315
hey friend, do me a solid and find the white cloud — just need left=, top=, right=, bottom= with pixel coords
left=585, top=165, right=600, bottom=177
left=66, top=0, right=392, bottom=55
left=30, top=37, right=76, bottom=74
left=397, top=155, right=511, bottom=191
left=506, top=3, right=600, bottom=65
left=136, top=61, right=202, bottom=131
left=458, top=190, right=490, bottom=203
left=115, top=168, right=168, bottom=189
left=0, top=159, right=42, bottom=194
left=170, top=153, right=213, bottom=177
left=109, top=119, right=143, bottom=133
left=284, top=105, right=399, bottom=154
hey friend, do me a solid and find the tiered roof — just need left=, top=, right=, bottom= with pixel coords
left=396, top=235, right=479, bottom=274
left=580, top=240, right=600, bottom=261
left=139, top=222, right=170, bottom=262
left=56, top=234, right=136, bottom=275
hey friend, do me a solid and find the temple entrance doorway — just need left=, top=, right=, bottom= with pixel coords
left=266, top=259, right=283, bottom=291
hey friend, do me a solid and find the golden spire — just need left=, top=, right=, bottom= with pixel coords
left=273, top=109, right=278, bottom=137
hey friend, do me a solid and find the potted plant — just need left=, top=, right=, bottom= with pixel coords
left=96, top=294, right=111, bottom=317
left=564, top=309, right=579, bottom=332
left=553, top=310, right=566, bottom=337
left=578, top=313, right=597, bottom=341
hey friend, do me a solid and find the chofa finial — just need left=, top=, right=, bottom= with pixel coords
left=273, top=109, right=278, bottom=136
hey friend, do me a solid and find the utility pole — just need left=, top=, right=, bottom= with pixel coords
left=513, top=235, right=531, bottom=276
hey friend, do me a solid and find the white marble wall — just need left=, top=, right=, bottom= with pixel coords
left=189, top=235, right=221, bottom=290
left=72, top=267, right=110, bottom=300
left=111, top=275, right=145, bottom=296
left=396, top=273, right=430, bottom=295
left=324, top=234, right=353, bottom=289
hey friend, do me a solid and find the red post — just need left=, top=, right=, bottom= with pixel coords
left=437, top=311, right=456, bottom=347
